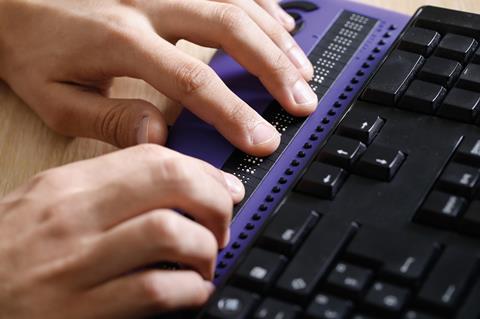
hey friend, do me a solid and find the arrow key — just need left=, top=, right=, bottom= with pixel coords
left=355, top=145, right=406, bottom=181
left=296, top=162, right=348, bottom=199
left=317, top=135, right=367, bottom=170
left=337, top=112, right=385, bottom=145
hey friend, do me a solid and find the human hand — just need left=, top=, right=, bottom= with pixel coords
left=0, top=144, right=244, bottom=318
left=0, top=0, right=317, bottom=156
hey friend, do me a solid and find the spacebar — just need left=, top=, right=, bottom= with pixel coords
left=275, top=220, right=358, bottom=301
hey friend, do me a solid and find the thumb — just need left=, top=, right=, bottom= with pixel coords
left=41, top=84, right=168, bottom=148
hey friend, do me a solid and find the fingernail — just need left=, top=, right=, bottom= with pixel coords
left=223, top=173, right=244, bottom=196
left=278, top=9, right=296, bottom=30
left=136, top=117, right=149, bottom=144
left=204, top=281, right=215, bottom=294
left=288, top=45, right=314, bottom=74
left=292, top=80, right=318, bottom=107
left=251, top=122, right=279, bottom=145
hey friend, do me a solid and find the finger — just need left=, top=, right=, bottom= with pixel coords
left=216, top=0, right=314, bottom=79
left=83, top=270, right=213, bottom=319
left=38, top=83, right=168, bottom=148
left=77, top=210, right=218, bottom=284
left=254, top=0, right=296, bottom=31
left=146, top=2, right=317, bottom=116
left=57, top=145, right=236, bottom=247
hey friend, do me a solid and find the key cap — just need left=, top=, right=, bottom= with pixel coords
left=337, top=112, right=385, bottom=145
left=253, top=298, right=300, bottom=319
left=260, top=204, right=319, bottom=255
left=415, top=6, right=480, bottom=38
left=306, top=294, right=353, bottom=319
left=417, top=191, right=468, bottom=228
left=438, top=88, right=480, bottom=123
left=317, top=136, right=367, bottom=170
left=403, top=310, right=441, bottom=319
left=459, top=200, right=480, bottom=236
left=457, top=64, right=480, bottom=92
left=296, top=162, right=348, bottom=199
left=233, top=248, right=287, bottom=292
left=437, top=163, right=480, bottom=198
left=398, top=27, right=441, bottom=56
left=435, top=34, right=478, bottom=63
left=346, top=226, right=439, bottom=285
left=206, top=286, right=259, bottom=319
left=456, top=278, right=480, bottom=319
left=275, top=222, right=357, bottom=300
left=455, top=137, right=480, bottom=167
left=365, top=282, right=410, bottom=314
left=418, top=56, right=462, bottom=88
left=354, top=145, right=406, bottom=181
left=280, top=1, right=319, bottom=11
left=362, top=50, right=424, bottom=106
left=474, top=48, right=480, bottom=64
left=417, top=247, right=478, bottom=312
left=326, top=262, right=373, bottom=297
left=399, top=80, right=447, bottom=114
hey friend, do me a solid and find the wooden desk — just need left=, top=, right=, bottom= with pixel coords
left=1, top=0, right=479, bottom=196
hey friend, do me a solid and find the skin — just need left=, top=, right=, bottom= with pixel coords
left=0, top=0, right=317, bottom=317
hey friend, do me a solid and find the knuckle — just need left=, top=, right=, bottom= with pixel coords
left=30, top=169, right=68, bottom=191
left=158, top=156, right=195, bottom=189
left=174, top=62, right=213, bottom=96
left=43, top=202, right=77, bottom=237
left=216, top=4, right=249, bottom=33
left=270, top=52, right=295, bottom=78
left=95, top=101, right=131, bottom=147
left=145, top=212, right=181, bottom=244
left=138, top=273, right=172, bottom=308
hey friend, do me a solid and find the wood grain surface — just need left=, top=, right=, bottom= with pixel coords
left=1, top=0, right=479, bottom=196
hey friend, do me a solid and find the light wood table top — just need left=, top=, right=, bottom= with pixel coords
left=1, top=0, right=479, bottom=197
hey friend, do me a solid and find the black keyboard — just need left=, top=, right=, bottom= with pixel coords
left=197, top=6, right=480, bottom=319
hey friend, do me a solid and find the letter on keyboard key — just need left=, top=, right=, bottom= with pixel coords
left=337, top=113, right=385, bottom=145
left=437, top=163, right=480, bottom=198
left=417, top=191, right=467, bottom=228
left=275, top=222, right=357, bottom=300
left=399, top=80, right=446, bottom=114
left=417, top=248, right=478, bottom=312
left=435, top=34, right=478, bottom=63
left=260, top=205, right=319, bottom=255
left=317, top=136, right=367, bottom=170
left=398, top=27, right=441, bottom=56
left=455, top=136, right=480, bottom=167
left=296, top=162, right=348, bottom=199
left=233, top=248, right=287, bottom=292
left=306, top=294, right=353, bottom=319
left=354, top=145, right=406, bottom=182
left=438, top=88, right=480, bottom=123
left=345, top=226, right=439, bottom=285
left=326, top=262, right=373, bottom=297
left=365, top=282, right=410, bottom=314
left=206, top=286, right=259, bottom=319
left=362, top=50, right=424, bottom=106
left=254, top=298, right=300, bottom=319
left=457, top=64, right=480, bottom=93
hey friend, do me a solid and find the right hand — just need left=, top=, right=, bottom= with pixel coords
left=0, top=0, right=317, bottom=156
left=0, top=144, right=244, bottom=319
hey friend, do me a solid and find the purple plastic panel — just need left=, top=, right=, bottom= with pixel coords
left=167, top=0, right=409, bottom=285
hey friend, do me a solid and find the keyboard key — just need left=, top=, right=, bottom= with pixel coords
left=456, top=278, right=480, bottom=319
left=435, top=34, right=478, bottom=63
left=398, top=27, right=440, bottom=56
left=326, top=262, right=373, bottom=297
left=362, top=50, right=424, bottom=106
left=457, top=64, right=480, bottom=92
left=417, top=248, right=478, bottom=312
left=276, top=222, right=357, bottom=300
left=354, top=145, right=406, bottom=181
left=399, top=80, right=446, bottom=114
left=365, top=282, right=410, bottom=314
left=417, top=56, right=462, bottom=88
left=260, top=204, right=319, bottom=255
left=253, top=298, right=300, bottom=319
left=438, top=88, right=480, bottom=123
left=474, top=48, right=480, bottom=63
left=415, top=6, right=480, bottom=38
left=306, top=294, right=352, bottom=319
left=296, top=162, right=348, bottom=199
left=280, top=1, right=319, bottom=12
left=346, top=226, right=439, bottom=285
left=437, top=163, right=480, bottom=198
left=337, top=112, right=385, bottom=145
left=455, top=136, right=480, bottom=167
left=403, top=310, right=441, bottom=319
left=206, top=286, right=259, bottom=319
left=234, top=248, right=287, bottom=291
left=317, top=136, right=367, bottom=170
left=417, top=191, right=468, bottom=228
left=459, top=200, right=480, bottom=236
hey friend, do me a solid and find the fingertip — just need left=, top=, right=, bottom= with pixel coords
left=136, top=114, right=168, bottom=146
left=248, top=127, right=281, bottom=158
left=277, top=8, right=296, bottom=31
